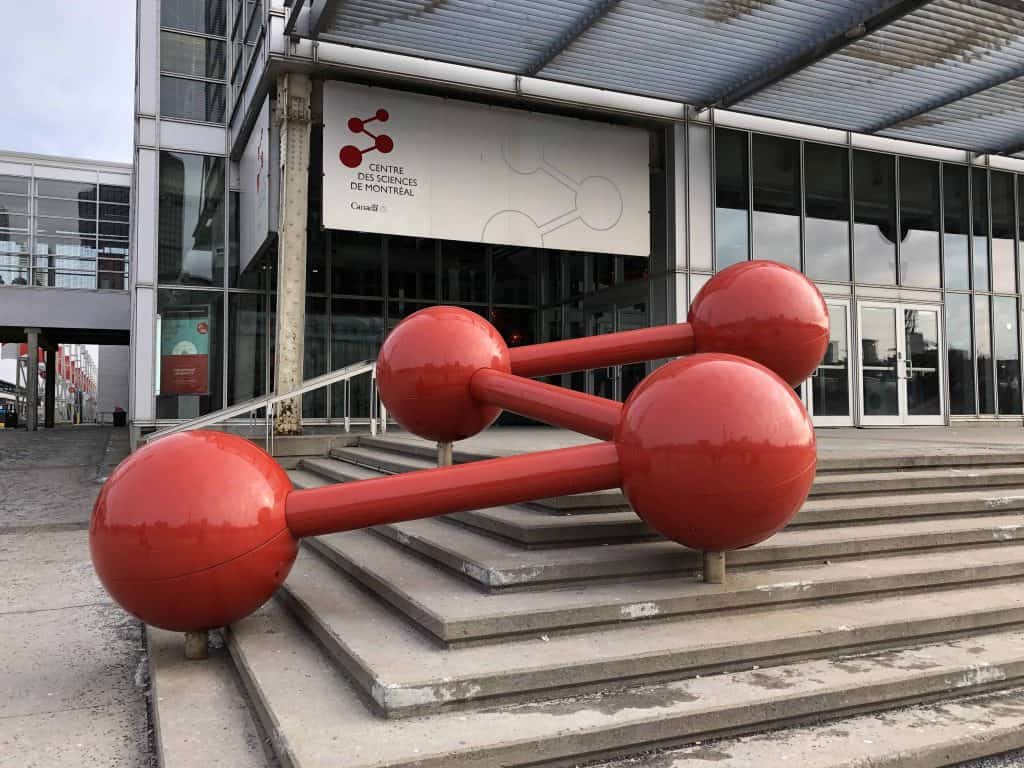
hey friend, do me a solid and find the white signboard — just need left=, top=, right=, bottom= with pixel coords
left=322, top=81, right=650, bottom=256
left=239, top=98, right=273, bottom=273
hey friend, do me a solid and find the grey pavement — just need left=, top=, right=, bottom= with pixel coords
left=0, top=425, right=150, bottom=767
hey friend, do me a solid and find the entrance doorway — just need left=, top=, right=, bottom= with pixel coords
left=857, top=301, right=944, bottom=425
left=586, top=301, right=648, bottom=402
left=804, top=300, right=854, bottom=426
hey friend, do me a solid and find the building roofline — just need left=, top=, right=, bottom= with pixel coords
left=0, top=149, right=132, bottom=174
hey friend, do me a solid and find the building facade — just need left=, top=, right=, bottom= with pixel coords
left=129, top=0, right=1024, bottom=438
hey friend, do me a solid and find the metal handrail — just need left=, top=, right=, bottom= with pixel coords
left=146, top=360, right=384, bottom=450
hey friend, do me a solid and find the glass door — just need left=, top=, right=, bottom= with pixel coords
left=586, top=301, right=648, bottom=402
left=858, top=302, right=944, bottom=426
left=805, top=300, right=853, bottom=426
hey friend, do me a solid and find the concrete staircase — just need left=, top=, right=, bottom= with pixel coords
left=150, top=434, right=1024, bottom=767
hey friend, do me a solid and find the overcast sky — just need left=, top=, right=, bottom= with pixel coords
left=0, top=1, right=134, bottom=387
left=0, top=1, right=135, bottom=163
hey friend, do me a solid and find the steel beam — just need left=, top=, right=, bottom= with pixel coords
left=521, top=0, right=622, bottom=77
left=306, top=0, right=342, bottom=38
left=707, top=0, right=934, bottom=110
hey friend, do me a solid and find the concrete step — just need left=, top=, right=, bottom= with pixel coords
left=366, top=513, right=1024, bottom=590
left=593, top=687, right=1024, bottom=768
left=226, top=601, right=1024, bottom=767
left=278, top=547, right=1024, bottom=716
left=812, top=465, right=1024, bottom=497
left=147, top=627, right=270, bottom=768
left=306, top=531, right=1024, bottom=643
left=290, top=464, right=1024, bottom=549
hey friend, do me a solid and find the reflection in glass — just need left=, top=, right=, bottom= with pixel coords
left=853, top=151, right=896, bottom=285
left=994, top=296, right=1021, bottom=415
left=303, top=297, right=327, bottom=418
left=158, top=151, right=224, bottom=286
left=898, top=158, right=940, bottom=288
left=331, top=299, right=384, bottom=419
left=388, top=236, right=436, bottom=300
left=228, top=293, right=269, bottom=405
left=861, top=306, right=898, bottom=416
left=491, top=306, right=535, bottom=348
left=593, top=253, right=615, bottom=290
left=160, top=76, right=226, bottom=123
left=973, top=168, right=990, bottom=291
left=331, top=232, right=382, bottom=296
left=589, top=309, right=616, bottom=400
left=904, top=309, right=941, bottom=415
left=162, top=0, right=227, bottom=36
left=618, top=303, right=648, bottom=401
left=946, top=293, right=975, bottom=415
left=715, top=129, right=749, bottom=269
left=804, top=143, right=850, bottom=282
left=976, top=294, right=994, bottom=414
left=943, top=165, right=970, bottom=290
left=812, top=304, right=849, bottom=417
left=991, top=171, right=1017, bottom=294
left=442, top=241, right=487, bottom=303
left=751, top=134, right=800, bottom=269
left=161, top=30, right=227, bottom=78
left=493, top=247, right=537, bottom=304
left=155, top=289, right=224, bottom=418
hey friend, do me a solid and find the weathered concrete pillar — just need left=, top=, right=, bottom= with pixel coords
left=273, top=73, right=312, bottom=436
left=703, top=551, right=726, bottom=584
left=44, top=346, right=56, bottom=428
left=25, top=328, right=40, bottom=431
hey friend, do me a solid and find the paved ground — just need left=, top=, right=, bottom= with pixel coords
left=0, top=425, right=151, bottom=767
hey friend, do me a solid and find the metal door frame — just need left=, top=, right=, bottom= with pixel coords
left=805, top=299, right=854, bottom=427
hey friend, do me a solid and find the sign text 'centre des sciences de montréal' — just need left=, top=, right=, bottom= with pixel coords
left=321, top=81, right=651, bottom=257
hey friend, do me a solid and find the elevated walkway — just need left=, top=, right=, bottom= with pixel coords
left=149, top=426, right=1024, bottom=768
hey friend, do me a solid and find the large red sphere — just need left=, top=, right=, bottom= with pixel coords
left=377, top=306, right=510, bottom=442
left=615, top=354, right=816, bottom=552
left=89, top=431, right=297, bottom=631
left=688, top=261, right=829, bottom=387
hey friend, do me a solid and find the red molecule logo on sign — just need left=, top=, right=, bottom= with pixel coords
left=339, top=109, right=393, bottom=168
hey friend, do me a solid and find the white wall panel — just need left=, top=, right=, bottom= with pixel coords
left=687, top=122, right=713, bottom=271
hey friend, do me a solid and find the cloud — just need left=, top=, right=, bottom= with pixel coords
left=0, top=1, right=135, bottom=164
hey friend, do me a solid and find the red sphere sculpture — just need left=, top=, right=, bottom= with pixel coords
left=689, top=261, right=829, bottom=387
left=377, top=306, right=511, bottom=442
left=89, top=431, right=297, bottom=632
left=616, top=354, right=816, bottom=551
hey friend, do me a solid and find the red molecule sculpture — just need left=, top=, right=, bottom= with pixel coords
left=90, top=261, right=828, bottom=633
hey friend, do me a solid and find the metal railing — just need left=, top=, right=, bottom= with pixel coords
left=145, top=360, right=386, bottom=454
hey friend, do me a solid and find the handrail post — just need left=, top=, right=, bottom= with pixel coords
left=344, top=379, right=351, bottom=433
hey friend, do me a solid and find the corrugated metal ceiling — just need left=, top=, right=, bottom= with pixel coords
left=314, top=0, right=1024, bottom=157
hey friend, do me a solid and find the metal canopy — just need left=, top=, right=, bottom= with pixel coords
left=310, top=0, right=1024, bottom=157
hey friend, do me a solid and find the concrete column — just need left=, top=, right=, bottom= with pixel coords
left=44, top=347, right=56, bottom=428
left=25, top=328, right=40, bottom=431
left=273, top=72, right=312, bottom=436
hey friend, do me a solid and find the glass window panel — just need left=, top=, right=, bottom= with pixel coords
left=38, top=197, right=97, bottom=219
left=330, top=299, right=384, bottom=419
left=0, top=213, right=30, bottom=232
left=904, top=309, right=941, bottom=416
left=387, top=300, right=437, bottom=332
left=624, top=256, right=648, bottom=282
left=976, top=294, right=994, bottom=414
left=853, top=151, right=897, bottom=285
left=0, top=249, right=30, bottom=285
left=305, top=227, right=326, bottom=294
left=0, top=193, right=30, bottom=215
left=155, top=289, right=224, bottom=417
left=441, top=240, right=487, bottom=303
left=898, top=158, right=940, bottom=288
left=98, top=241, right=128, bottom=290
left=972, top=167, right=990, bottom=291
left=100, top=185, right=130, bottom=205
left=493, top=247, right=538, bottom=304
left=991, top=171, right=1016, bottom=294
left=158, top=151, right=225, bottom=286
left=227, top=293, right=269, bottom=404
left=160, top=76, right=226, bottom=123
left=161, top=30, right=226, bottom=79
left=331, top=232, right=382, bottom=296
left=994, top=296, right=1021, bottom=415
left=593, top=253, right=614, bottom=291
left=943, top=165, right=970, bottom=290
left=751, top=134, right=800, bottom=268
left=34, top=236, right=97, bottom=260
left=566, top=251, right=586, bottom=296
left=490, top=306, right=536, bottom=348
left=161, top=0, right=227, bottom=36
left=715, top=128, right=749, bottom=269
left=36, top=179, right=96, bottom=200
left=812, top=304, right=850, bottom=417
left=36, top=217, right=96, bottom=237
left=99, top=203, right=130, bottom=222
left=804, top=143, right=850, bottom=282
left=0, top=175, right=29, bottom=195
left=388, top=236, right=436, bottom=300
left=303, top=297, right=328, bottom=418
left=1020, top=176, right=1024, bottom=292
left=99, top=221, right=129, bottom=239
left=0, top=232, right=29, bottom=254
